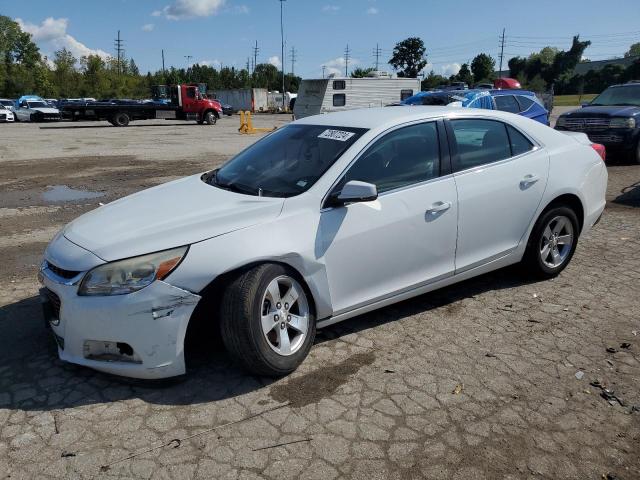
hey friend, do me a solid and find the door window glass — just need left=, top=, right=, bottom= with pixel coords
left=450, top=119, right=512, bottom=171
left=338, top=122, right=440, bottom=194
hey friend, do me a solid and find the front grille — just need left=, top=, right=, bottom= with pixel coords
left=0, top=114, right=6, bottom=120
left=587, top=134, right=624, bottom=143
left=44, top=288, right=61, bottom=319
left=47, top=261, right=81, bottom=280
left=563, top=117, right=610, bottom=131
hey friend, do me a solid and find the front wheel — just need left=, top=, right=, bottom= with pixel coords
left=522, top=206, right=579, bottom=278
left=220, top=264, right=315, bottom=376
left=203, top=111, right=217, bottom=125
left=112, top=112, right=130, bottom=127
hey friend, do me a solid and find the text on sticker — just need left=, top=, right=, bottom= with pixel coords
left=318, top=129, right=356, bottom=141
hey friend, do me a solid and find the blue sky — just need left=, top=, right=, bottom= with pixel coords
left=2, top=0, right=640, bottom=78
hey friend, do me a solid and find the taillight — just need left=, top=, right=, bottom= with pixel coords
left=590, top=143, right=606, bottom=162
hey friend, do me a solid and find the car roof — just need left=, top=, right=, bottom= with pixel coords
left=293, top=106, right=529, bottom=130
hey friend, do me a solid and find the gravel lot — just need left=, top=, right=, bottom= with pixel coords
left=0, top=114, right=639, bottom=479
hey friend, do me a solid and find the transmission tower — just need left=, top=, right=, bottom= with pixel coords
left=114, top=30, right=124, bottom=75
left=344, top=44, right=351, bottom=76
left=373, top=43, right=382, bottom=71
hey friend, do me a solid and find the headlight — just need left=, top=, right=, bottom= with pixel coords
left=609, top=117, right=635, bottom=129
left=556, top=116, right=567, bottom=127
left=78, top=246, right=188, bottom=296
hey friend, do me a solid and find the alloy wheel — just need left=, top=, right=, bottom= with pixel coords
left=539, top=215, right=574, bottom=268
left=260, top=275, right=310, bottom=356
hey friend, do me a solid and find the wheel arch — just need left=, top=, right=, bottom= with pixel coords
left=540, top=193, right=585, bottom=232
left=203, top=108, right=220, bottom=119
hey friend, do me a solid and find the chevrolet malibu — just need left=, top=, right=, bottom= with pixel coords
left=40, top=107, right=608, bottom=379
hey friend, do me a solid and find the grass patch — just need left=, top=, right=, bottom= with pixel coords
left=554, top=94, right=597, bottom=106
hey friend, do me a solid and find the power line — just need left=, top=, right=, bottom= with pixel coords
left=344, top=44, right=351, bottom=76
left=373, top=43, right=382, bottom=70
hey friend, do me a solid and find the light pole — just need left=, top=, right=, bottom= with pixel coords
left=184, top=55, right=193, bottom=81
left=279, top=0, right=286, bottom=110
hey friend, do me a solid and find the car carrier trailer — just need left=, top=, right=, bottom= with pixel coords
left=60, top=84, right=222, bottom=127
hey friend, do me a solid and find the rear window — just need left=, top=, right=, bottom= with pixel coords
left=515, top=95, right=535, bottom=111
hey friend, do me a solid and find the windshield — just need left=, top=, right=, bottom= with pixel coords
left=0, top=100, right=13, bottom=107
left=27, top=101, right=48, bottom=108
left=207, top=124, right=367, bottom=197
left=590, top=85, right=640, bottom=107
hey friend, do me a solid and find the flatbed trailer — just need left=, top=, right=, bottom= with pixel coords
left=60, top=84, right=222, bottom=127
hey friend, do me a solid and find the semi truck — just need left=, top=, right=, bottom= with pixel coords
left=60, top=84, right=223, bottom=127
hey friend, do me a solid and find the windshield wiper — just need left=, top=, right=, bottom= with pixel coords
left=210, top=172, right=259, bottom=196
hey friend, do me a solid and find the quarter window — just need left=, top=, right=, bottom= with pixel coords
left=333, top=94, right=346, bottom=107
left=506, top=125, right=534, bottom=156
left=337, top=122, right=440, bottom=194
left=450, top=119, right=512, bottom=171
left=515, top=95, right=535, bottom=111
left=494, top=95, right=520, bottom=113
left=333, top=80, right=346, bottom=90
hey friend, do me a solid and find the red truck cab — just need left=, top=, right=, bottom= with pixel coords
left=172, top=84, right=222, bottom=124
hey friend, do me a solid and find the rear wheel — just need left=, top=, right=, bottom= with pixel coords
left=220, top=264, right=315, bottom=376
left=522, top=206, right=579, bottom=278
left=112, top=112, right=130, bottom=127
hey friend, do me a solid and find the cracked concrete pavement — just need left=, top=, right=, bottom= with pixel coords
left=0, top=117, right=639, bottom=479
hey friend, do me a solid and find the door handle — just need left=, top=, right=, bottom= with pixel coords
left=520, top=174, right=540, bottom=187
left=426, top=201, right=452, bottom=215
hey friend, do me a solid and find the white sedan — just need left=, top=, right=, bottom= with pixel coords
left=40, top=107, right=607, bottom=379
left=0, top=105, right=14, bottom=122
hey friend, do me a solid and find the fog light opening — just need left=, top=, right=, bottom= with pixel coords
left=83, top=340, right=142, bottom=364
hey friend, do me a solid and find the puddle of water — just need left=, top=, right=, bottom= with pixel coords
left=42, top=185, right=105, bottom=203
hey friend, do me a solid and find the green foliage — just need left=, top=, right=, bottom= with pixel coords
left=470, top=53, right=495, bottom=82
left=389, top=37, right=427, bottom=78
left=454, top=63, right=473, bottom=85
left=350, top=67, right=375, bottom=78
left=625, top=42, right=640, bottom=58
left=421, top=71, right=448, bottom=90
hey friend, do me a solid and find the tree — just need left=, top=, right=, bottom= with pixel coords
left=421, top=71, right=447, bottom=90
left=625, top=42, right=640, bottom=58
left=389, top=37, right=427, bottom=78
left=508, top=57, right=527, bottom=78
left=252, top=63, right=279, bottom=90
left=350, top=67, right=375, bottom=78
left=529, top=46, right=559, bottom=66
left=455, top=63, right=473, bottom=85
left=53, top=48, right=80, bottom=98
left=470, top=53, right=495, bottom=82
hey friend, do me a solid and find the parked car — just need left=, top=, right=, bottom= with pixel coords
left=14, top=95, right=61, bottom=122
left=220, top=102, right=234, bottom=116
left=555, top=81, right=640, bottom=163
left=474, top=83, right=494, bottom=90
left=0, top=98, right=16, bottom=113
left=40, top=107, right=607, bottom=379
left=399, top=89, right=549, bottom=124
left=448, top=81, right=469, bottom=90
left=0, top=104, right=15, bottom=122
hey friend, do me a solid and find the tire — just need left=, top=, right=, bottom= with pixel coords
left=522, top=206, right=579, bottom=279
left=203, top=111, right=217, bottom=125
left=220, top=264, right=316, bottom=376
left=112, top=112, right=130, bottom=127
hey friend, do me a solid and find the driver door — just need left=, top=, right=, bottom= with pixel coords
left=319, top=121, right=458, bottom=315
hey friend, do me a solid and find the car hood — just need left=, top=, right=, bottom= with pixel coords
left=63, top=174, right=285, bottom=261
left=31, top=107, right=60, bottom=114
left=564, top=105, right=640, bottom=117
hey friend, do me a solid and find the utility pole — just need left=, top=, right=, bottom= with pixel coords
left=290, top=46, right=297, bottom=76
left=114, top=30, right=124, bottom=75
left=253, top=40, right=259, bottom=73
left=184, top=55, right=193, bottom=81
left=322, top=65, right=326, bottom=78
left=498, top=28, right=506, bottom=78
left=344, top=44, right=351, bottom=77
left=279, top=0, right=286, bottom=108
left=161, top=49, right=165, bottom=73
left=373, top=43, right=382, bottom=71
left=246, top=57, right=251, bottom=72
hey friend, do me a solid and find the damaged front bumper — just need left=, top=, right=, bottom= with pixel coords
left=40, top=270, right=201, bottom=379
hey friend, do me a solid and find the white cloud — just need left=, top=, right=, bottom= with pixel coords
left=268, top=56, right=282, bottom=68
left=154, top=0, right=226, bottom=20
left=198, top=59, right=221, bottom=68
left=17, top=17, right=110, bottom=61
left=142, top=23, right=155, bottom=32
left=322, top=56, right=360, bottom=76
left=424, top=63, right=461, bottom=77
left=234, top=5, right=249, bottom=14
left=322, top=5, right=340, bottom=12
left=366, top=7, right=379, bottom=14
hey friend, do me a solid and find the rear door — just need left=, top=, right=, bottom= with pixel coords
left=446, top=118, right=549, bottom=272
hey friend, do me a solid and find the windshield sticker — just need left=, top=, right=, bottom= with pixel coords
left=318, top=129, right=356, bottom=141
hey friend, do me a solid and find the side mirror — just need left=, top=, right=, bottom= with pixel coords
left=327, top=180, right=378, bottom=208
left=581, top=102, right=590, bottom=108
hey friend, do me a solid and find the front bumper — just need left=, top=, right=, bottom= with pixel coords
left=40, top=267, right=201, bottom=379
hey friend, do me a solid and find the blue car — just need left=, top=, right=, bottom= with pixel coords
left=400, top=89, right=549, bottom=125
